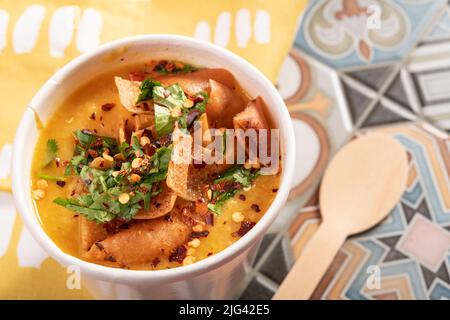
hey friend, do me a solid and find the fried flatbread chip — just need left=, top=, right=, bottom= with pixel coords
left=80, top=216, right=107, bottom=255
left=166, top=127, right=204, bottom=201
left=206, top=79, right=231, bottom=119
left=114, top=76, right=152, bottom=114
left=86, top=216, right=190, bottom=265
left=134, top=182, right=178, bottom=219
left=155, top=68, right=236, bottom=96
left=233, top=97, right=269, bottom=130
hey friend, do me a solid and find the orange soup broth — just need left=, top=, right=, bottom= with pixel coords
left=31, top=66, right=281, bottom=270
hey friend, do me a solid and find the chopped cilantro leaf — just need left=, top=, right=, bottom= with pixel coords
left=154, top=104, right=176, bottom=137
left=153, top=84, right=186, bottom=109
left=136, top=78, right=162, bottom=103
left=207, top=166, right=260, bottom=215
left=42, top=139, right=58, bottom=167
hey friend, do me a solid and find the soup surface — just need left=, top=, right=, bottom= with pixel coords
left=31, top=60, right=280, bottom=270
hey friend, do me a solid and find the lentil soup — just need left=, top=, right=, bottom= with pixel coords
left=31, top=60, right=281, bottom=270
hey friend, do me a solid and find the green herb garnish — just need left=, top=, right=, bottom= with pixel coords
left=207, top=166, right=260, bottom=214
left=136, top=78, right=162, bottom=104
left=154, top=62, right=198, bottom=74
left=37, top=173, right=66, bottom=181
left=54, top=129, right=173, bottom=224
left=42, top=139, right=58, bottom=167
left=153, top=84, right=186, bottom=109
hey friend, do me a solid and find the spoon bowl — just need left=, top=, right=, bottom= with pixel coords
left=320, top=133, right=409, bottom=234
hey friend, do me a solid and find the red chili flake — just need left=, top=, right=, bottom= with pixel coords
left=104, top=219, right=127, bottom=234
left=186, top=109, right=202, bottom=128
left=239, top=194, right=246, bottom=201
left=234, top=221, right=256, bottom=237
left=87, top=149, right=99, bottom=158
left=193, top=94, right=204, bottom=104
left=165, top=61, right=175, bottom=72
left=89, top=112, right=96, bottom=120
left=153, top=60, right=168, bottom=72
left=207, top=252, right=213, bottom=257
left=94, top=242, right=104, bottom=250
left=210, top=181, right=241, bottom=193
left=106, top=255, right=116, bottom=263
left=129, top=71, right=145, bottom=81
left=73, top=214, right=79, bottom=218
left=250, top=204, right=261, bottom=212
left=151, top=257, right=161, bottom=268
left=56, top=181, right=66, bottom=188
left=206, top=213, right=214, bottom=226
left=102, top=103, right=116, bottom=112
left=169, top=245, right=187, bottom=263
left=272, top=188, right=278, bottom=193
left=189, top=231, right=209, bottom=241
left=91, top=138, right=103, bottom=148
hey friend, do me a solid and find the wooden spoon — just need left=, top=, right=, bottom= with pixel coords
left=273, top=133, right=408, bottom=300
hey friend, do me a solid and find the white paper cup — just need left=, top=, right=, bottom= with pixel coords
left=12, top=35, right=296, bottom=299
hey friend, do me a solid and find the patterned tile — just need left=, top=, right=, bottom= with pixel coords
left=292, top=125, right=450, bottom=300
left=296, top=0, right=447, bottom=69
left=253, top=233, right=277, bottom=265
left=361, top=101, right=409, bottom=127
left=259, top=236, right=293, bottom=284
left=239, top=276, right=276, bottom=300
left=348, top=65, right=393, bottom=90
left=398, top=215, right=450, bottom=272
left=240, top=1, right=450, bottom=300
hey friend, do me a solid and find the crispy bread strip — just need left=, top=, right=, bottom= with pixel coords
left=80, top=216, right=107, bottom=256
left=155, top=68, right=236, bottom=96
left=85, top=216, right=190, bottom=265
left=166, top=127, right=204, bottom=201
left=233, top=97, right=269, bottom=130
left=115, top=76, right=152, bottom=114
left=207, top=79, right=246, bottom=127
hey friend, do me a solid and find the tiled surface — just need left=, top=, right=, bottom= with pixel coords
left=296, top=0, right=447, bottom=69
left=239, top=0, right=450, bottom=300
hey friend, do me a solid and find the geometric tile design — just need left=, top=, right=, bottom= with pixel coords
left=240, top=0, right=450, bottom=300
left=240, top=124, right=450, bottom=300
left=361, top=101, right=408, bottom=127
left=259, top=238, right=293, bottom=284
left=398, top=215, right=450, bottom=272
left=296, top=0, right=447, bottom=69
left=348, top=66, right=393, bottom=91
left=377, top=235, right=408, bottom=263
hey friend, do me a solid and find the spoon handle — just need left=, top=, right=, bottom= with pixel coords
left=273, top=222, right=347, bottom=300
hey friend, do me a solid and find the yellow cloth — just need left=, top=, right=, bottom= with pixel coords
left=0, top=0, right=307, bottom=299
